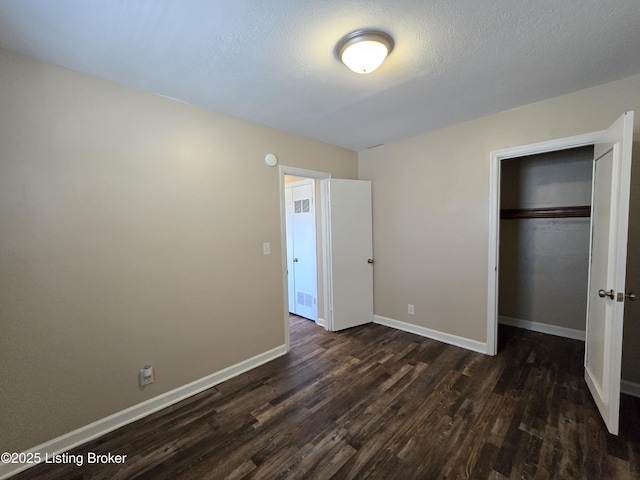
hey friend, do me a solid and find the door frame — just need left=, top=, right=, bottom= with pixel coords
left=279, top=166, right=333, bottom=352
left=486, top=130, right=603, bottom=355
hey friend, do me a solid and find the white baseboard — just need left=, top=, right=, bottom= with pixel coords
left=621, top=379, right=640, bottom=398
left=499, top=315, right=585, bottom=341
left=374, top=315, right=488, bottom=354
left=0, top=344, right=288, bottom=480
left=316, top=317, right=325, bottom=327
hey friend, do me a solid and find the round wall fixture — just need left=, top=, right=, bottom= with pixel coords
left=265, top=153, right=278, bottom=167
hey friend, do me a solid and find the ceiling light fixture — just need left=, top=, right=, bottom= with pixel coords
left=335, top=29, right=394, bottom=74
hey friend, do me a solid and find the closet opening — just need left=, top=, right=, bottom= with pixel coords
left=488, top=114, right=636, bottom=435
left=497, top=145, right=594, bottom=343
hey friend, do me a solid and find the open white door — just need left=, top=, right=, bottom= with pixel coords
left=584, top=111, right=634, bottom=435
left=328, top=179, right=374, bottom=331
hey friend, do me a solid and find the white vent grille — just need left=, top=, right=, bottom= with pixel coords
left=296, top=291, right=314, bottom=308
left=294, top=199, right=311, bottom=214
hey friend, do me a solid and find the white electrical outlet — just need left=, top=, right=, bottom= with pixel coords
left=140, top=365, right=154, bottom=386
left=408, top=304, right=415, bottom=315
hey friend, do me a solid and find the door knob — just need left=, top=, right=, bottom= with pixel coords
left=598, top=289, right=614, bottom=299
left=626, top=292, right=637, bottom=301
left=293, top=258, right=299, bottom=263
left=367, top=258, right=374, bottom=264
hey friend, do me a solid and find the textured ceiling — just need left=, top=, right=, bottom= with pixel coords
left=1, top=0, right=639, bottom=151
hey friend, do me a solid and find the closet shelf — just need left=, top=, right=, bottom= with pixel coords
left=500, top=205, right=591, bottom=219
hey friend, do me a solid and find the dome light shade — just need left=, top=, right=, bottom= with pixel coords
left=336, top=30, right=394, bottom=74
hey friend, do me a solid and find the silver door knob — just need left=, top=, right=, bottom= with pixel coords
left=626, top=292, right=637, bottom=301
left=293, top=258, right=299, bottom=262
left=367, top=258, right=374, bottom=264
left=598, top=289, right=614, bottom=299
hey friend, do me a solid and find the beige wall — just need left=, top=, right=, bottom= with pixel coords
left=0, top=48, right=357, bottom=452
left=499, top=147, right=593, bottom=331
left=359, top=74, right=640, bottom=383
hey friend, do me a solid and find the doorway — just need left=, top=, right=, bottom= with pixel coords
left=278, top=166, right=332, bottom=353
left=487, top=112, right=634, bottom=435
left=285, top=176, right=318, bottom=322
left=498, top=145, right=593, bottom=342
left=278, top=166, right=375, bottom=352
left=487, top=131, right=601, bottom=355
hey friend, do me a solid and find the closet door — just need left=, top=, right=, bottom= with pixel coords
left=285, top=181, right=318, bottom=320
left=584, top=111, right=633, bottom=435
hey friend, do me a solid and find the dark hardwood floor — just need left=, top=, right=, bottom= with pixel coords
left=13, top=315, right=640, bottom=479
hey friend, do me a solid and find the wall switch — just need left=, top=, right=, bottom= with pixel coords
left=263, top=242, right=271, bottom=255
left=140, top=365, right=154, bottom=386
left=408, top=304, right=415, bottom=315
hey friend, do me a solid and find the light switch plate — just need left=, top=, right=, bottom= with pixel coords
left=263, top=242, right=271, bottom=255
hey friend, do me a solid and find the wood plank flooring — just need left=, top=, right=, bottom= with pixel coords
left=13, top=316, right=640, bottom=479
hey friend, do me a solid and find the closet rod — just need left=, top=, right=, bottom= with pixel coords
left=500, top=205, right=591, bottom=219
